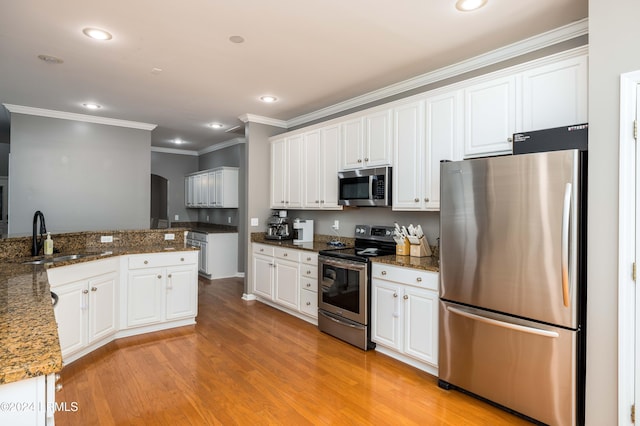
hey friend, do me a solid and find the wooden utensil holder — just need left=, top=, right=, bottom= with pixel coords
left=396, top=238, right=410, bottom=255
left=410, top=236, right=432, bottom=258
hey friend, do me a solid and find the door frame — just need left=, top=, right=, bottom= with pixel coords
left=618, top=70, right=639, bottom=425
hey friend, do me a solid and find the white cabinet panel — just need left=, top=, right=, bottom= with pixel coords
left=88, top=272, right=117, bottom=344
left=371, top=280, right=401, bottom=350
left=253, top=254, right=274, bottom=299
left=165, top=265, right=198, bottom=321
left=404, top=286, right=438, bottom=365
left=340, top=118, right=364, bottom=170
left=341, top=110, right=392, bottom=171
left=393, top=100, right=425, bottom=210
left=274, top=259, right=299, bottom=311
left=127, top=268, right=164, bottom=327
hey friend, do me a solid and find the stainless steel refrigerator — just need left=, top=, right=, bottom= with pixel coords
left=438, top=149, right=586, bottom=426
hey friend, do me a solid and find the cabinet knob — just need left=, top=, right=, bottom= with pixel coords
left=508, top=137, right=513, bottom=143
left=168, top=274, right=172, bottom=278
left=357, top=159, right=362, bottom=163
left=306, top=301, right=311, bottom=306
left=144, top=260, right=149, bottom=265
left=414, top=198, right=419, bottom=202
left=321, top=200, right=325, bottom=203
left=82, top=289, right=89, bottom=294
left=381, top=271, right=387, bottom=275
left=416, top=277, right=422, bottom=282
left=55, top=373, right=61, bottom=382
left=260, top=248, right=264, bottom=252
left=424, top=198, right=429, bottom=202
left=403, top=295, right=409, bottom=300
left=281, top=200, right=285, bottom=203
left=393, top=293, right=398, bottom=298
left=157, top=275, right=162, bottom=279
left=306, top=270, right=311, bottom=275
left=283, top=253, right=288, bottom=257
left=306, top=283, right=311, bottom=287
left=91, top=287, right=97, bottom=292
left=306, top=257, right=311, bottom=261
left=315, top=200, right=319, bottom=203
left=181, top=258, right=184, bottom=262
left=364, top=157, right=369, bottom=162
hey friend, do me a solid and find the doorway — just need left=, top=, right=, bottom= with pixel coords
left=150, top=174, right=169, bottom=228
left=0, top=177, right=7, bottom=234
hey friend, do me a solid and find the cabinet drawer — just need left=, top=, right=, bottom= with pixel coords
left=300, top=251, right=318, bottom=266
left=300, top=264, right=317, bottom=279
left=300, top=289, right=318, bottom=317
left=274, top=247, right=300, bottom=262
left=253, top=244, right=274, bottom=256
left=128, top=252, right=197, bottom=269
left=300, top=276, right=318, bottom=293
left=371, top=263, right=438, bottom=291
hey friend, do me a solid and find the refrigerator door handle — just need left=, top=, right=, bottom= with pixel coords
left=561, top=182, right=572, bottom=307
left=447, top=306, right=560, bottom=338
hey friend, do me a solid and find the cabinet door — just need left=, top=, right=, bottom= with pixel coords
left=464, top=76, right=517, bottom=158
left=393, top=100, right=424, bottom=210
left=286, top=135, right=304, bottom=208
left=127, top=268, right=163, bottom=327
left=0, top=375, right=47, bottom=426
left=213, top=169, right=224, bottom=207
left=274, top=259, right=299, bottom=310
left=403, top=287, right=438, bottom=366
left=302, top=130, right=321, bottom=208
left=371, top=280, right=401, bottom=350
left=165, top=265, right=198, bottom=320
left=253, top=254, right=274, bottom=299
left=185, top=175, right=196, bottom=207
left=197, top=173, right=209, bottom=207
left=53, top=281, right=87, bottom=357
left=340, top=118, right=364, bottom=170
left=299, top=288, right=317, bottom=318
left=424, top=91, right=463, bottom=210
left=320, top=124, right=341, bottom=208
left=364, top=109, right=392, bottom=167
left=270, top=138, right=287, bottom=208
left=88, top=272, right=117, bottom=344
left=521, top=55, right=588, bottom=131
left=207, top=171, right=217, bottom=207
left=199, top=241, right=209, bottom=275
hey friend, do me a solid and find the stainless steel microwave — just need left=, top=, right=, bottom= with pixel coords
left=338, top=167, right=391, bottom=207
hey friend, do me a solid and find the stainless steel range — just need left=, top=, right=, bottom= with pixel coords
left=318, top=225, right=396, bottom=350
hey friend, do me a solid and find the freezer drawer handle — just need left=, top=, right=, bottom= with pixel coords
left=447, top=306, right=559, bottom=338
left=561, top=182, right=572, bottom=308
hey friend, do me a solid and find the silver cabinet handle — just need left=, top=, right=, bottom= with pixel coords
left=55, top=373, right=61, bottom=382
left=55, top=383, right=63, bottom=392
left=447, top=306, right=559, bottom=338
left=91, top=287, right=97, bottom=291
left=416, top=277, right=422, bottom=282
left=364, top=157, right=369, bottom=162
left=403, top=294, right=408, bottom=300
left=82, top=289, right=89, bottom=294
left=381, top=271, right=387, bottom=275
left=393, top=293, right=398, bottom=298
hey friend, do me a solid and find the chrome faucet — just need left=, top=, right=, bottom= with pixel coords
left=32, top=211, right=47, bottom=256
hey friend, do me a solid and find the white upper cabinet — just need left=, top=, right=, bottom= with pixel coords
left=521, top=55, right=588, bottom=131
left=302, top=125, right=342, bottom=209
left=463, top=75, right=518, bottom=158
left=271, top=137, right=287, bottom=208
left=340, top=109, right=392, bottom=170
left=393, top=91, right=462, bottom=211
left=271, top=135, right=304, bottom=209
left=185, top=167, right=238, bottom=209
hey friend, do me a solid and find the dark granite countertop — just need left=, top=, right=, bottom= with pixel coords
left=371, top=254, right=439, bottom=273
left=0, top=237, right=198, bottom=385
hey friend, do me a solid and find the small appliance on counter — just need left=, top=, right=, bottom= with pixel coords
left=293, top=219, right=314, bottom=244
left=265, top=210, right=293, bottom=240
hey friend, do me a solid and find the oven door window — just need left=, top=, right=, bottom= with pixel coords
left=320, top=263, right=361, bottom=314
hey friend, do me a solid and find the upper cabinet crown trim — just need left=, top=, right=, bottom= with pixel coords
left=238, top=114, right=288, bottom=128
left=285, top=19, right=588, bottom=129
left=3, top=104, right=157, bottom=131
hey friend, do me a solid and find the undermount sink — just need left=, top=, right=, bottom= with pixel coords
left=22, top=252, right=108, bottom=265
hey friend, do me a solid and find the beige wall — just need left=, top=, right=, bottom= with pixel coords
left=586, top=0, right=640, bottom=423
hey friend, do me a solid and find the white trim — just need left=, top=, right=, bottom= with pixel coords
left=197, top=137, right=245, bottom=156
left=2, top=104, right=157, bottom=130
left=618, top=70, right=639, bottom=426
left=151, top=146, right=199, bottom=156
left=286, top=18, right=588, bottom=128
left=238, top=113, right=287, bottom=128
left=242, top=293, right=257, bottom=301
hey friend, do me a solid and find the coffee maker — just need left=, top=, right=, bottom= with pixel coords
left=265, top=210, right=293, bottom=240
left=293, top=219, right=314, bottom=244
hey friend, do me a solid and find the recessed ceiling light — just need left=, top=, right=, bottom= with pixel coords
left=37, top=54, right=64, bottom=64
left=455, top=0, right=488, bottom=11
left=82, top=103, right=102, bottom=110
left=174, top=138, right=183, bottom=144
left=229, top=35, right=245, bottom=44
left=260, top=95, right=278, bottom=103
left=209, top=123, right=224, bottom=129
left=82, top=27, right=113, bottom=40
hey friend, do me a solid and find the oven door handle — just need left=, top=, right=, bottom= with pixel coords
left=319, top=311, right=365, bottom=330
left=319, top=256, right=367, bottom=271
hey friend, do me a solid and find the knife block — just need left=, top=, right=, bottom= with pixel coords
left=396, top=238, right=410, bottom=255
left=410, top=236, right=432, bottom=258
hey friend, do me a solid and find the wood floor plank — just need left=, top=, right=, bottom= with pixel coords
left=54, top=277, right=532, bottom=425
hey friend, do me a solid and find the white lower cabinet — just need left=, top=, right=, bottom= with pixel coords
left=252, top=243, right=318, bottom=322
left=49, top=258, right=119, bottom=363
left=0, top=373, right=59, bottom=426
left=371, top=263, right=439, bottom=375
left=125, top=252, right=198, bottom=329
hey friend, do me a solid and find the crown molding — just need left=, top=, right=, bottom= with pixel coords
left=3, top=104, right=157, bottom=131
left=286, top=18, right=589, bottom=128
left=151, top=146, right=199, bottom=156
left=198, top=137, right=245, bottom=156
left=238, top=113, right=287, bottom=128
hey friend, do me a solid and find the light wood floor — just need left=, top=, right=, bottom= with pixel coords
left=55, top=277, right=531, bottom=425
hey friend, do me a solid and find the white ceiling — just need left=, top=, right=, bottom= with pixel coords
left=0, top=0, right=588, bottom=153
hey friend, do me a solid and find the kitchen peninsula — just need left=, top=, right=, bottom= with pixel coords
left=0, top=228, right=198, bottom=425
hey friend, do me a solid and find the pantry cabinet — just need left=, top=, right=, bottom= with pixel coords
left=371, top=263, right=439, bottom=374
left=340, top=109, right=392, bottom=170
